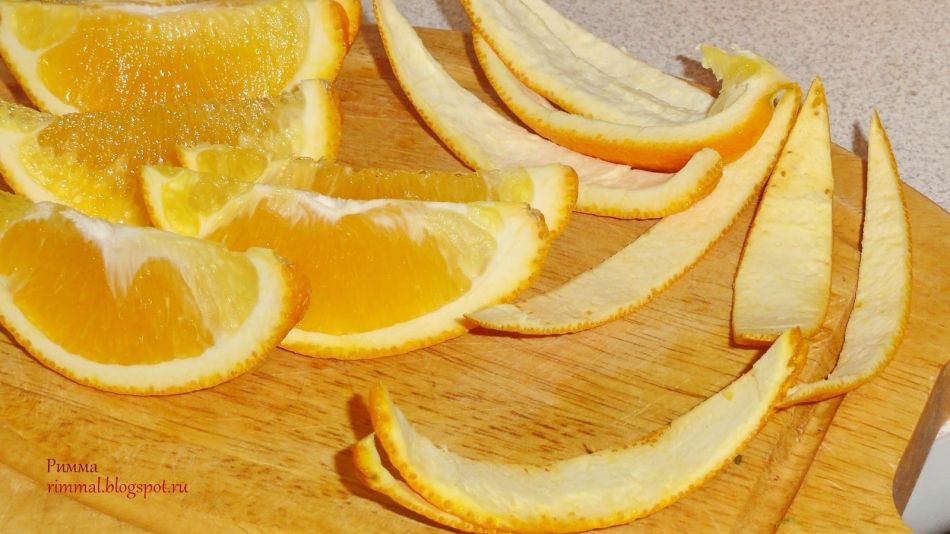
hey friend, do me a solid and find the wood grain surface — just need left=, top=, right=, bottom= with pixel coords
left=0, top=26, right=946, bottom=534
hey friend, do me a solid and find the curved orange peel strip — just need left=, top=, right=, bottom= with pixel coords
left=462, top=0, right=709, bottom=124
left=373, top=0, right=723, bottom=220
left=779, top=111, right=911, bottom=408
left=468, top=88, right=801, bottom=335
left=732, top=78, right=833, bottom=344
left=361, top=328, right=806, bottom=533
left=474, top=28, right=796, bottom=172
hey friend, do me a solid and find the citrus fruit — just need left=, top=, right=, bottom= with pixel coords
left=475, top=31, right=797, bottom=172
left=462, top=0, right=709, bottom=125
left=356, top=328, right=806, bottom=533
left=732, top=78, right=833, bottom=344
left=0, top=79, right=341, bottom=226
left=141, top=167, right=551, bottom=359
left=468, top=88, right=801, bottom=335
left=176, top=145, right=578, bottom=236
left=779, top=111, right=911, bottom=408
left=373, top=0, right=724, bottom=220
left=0, top=191, right=309, bottom=395
left=0, top=0, right=353, bottom=113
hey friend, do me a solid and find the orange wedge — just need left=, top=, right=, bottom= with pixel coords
left=0, top=191, right=309, bottom=395
left=373, top=0, right=723, bottom=220
left=779, top=112, right=911, bottom=407
left=141, top=167, right=551, bottom=359
left=176, top=145, right=578, bottom=237
left=732, top=78, right=833, bottom=344
left=462, top=0, right=709, bottom=125
left=0, top=79, right=340, bottom=226
left=355, top=328, right=806, bottom=533
left=0, top=0, right=353, bottom=113
left=468, top=88, right=801, bottom=335
left=476, top=32, right=796, bottom=172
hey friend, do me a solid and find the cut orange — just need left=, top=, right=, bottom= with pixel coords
left=732, top=78, right=833, bottom=344
left=468, top=88, right=801, bottom=335
left=0, top=191, right=309, bottom=395
left=176, top=145, right=578, bottom=237
left=374, top=0, right=723, bottom=220
left=779, top=111, right=911, bottom=408
left=476, top=35, right=797, bottom=172
left=141, top=167, right=551, bottom=359
left=0, top=0, right=353, bottom=113
left=356, top=328, right=806, bottom=533
left=0, top=79, right=341, bottom=226
left=463, top=0, right=709, bottom=125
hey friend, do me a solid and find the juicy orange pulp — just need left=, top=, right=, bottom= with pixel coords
left=16, top=1, right=311, bottom=111
left=204, top=198, right=485, bottom=335
left=0, top=206, right=257, bottom=365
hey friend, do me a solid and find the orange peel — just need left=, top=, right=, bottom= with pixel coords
left=373, top=0, right=723, bottom=220
left=732, top=78, right=834, bottom=344
left=779, top=111, right=911, bottom=407
left=356, top=328, right=807, bottom=533
left=468, top=88, right=801, bottom=335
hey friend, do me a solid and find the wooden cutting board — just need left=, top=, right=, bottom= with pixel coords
left=1, top=26, right=948, bottom=534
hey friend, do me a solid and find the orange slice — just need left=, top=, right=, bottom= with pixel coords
left=516, top=0, right=714, bottom=114
left=476, top=34, right=797, bottom=172
left=373, top=0, right=723, bottom=220
left=141, top=167, right=551, bottom=359
left=335, top=0, right=363, bottom=49
left=462, top=0, right=708, bottom=124
left=0, top=79, right=340, bottom=226
left=732, top=78, right=833, bottom=344
left=0, top=191, right=309, bottom=395
left=468, top=88, right=801, bottom=335
left=356, top=328, right=807, bottom=533
left=0, top=0, right=352, bottom=113
left=779, top=111, right=911, bottom=408
left=176, top=146, right=578, bottom=237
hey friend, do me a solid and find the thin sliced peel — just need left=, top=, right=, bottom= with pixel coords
left=0, top=191, right=309, bottom=395
left=732, top=78, right=833, bottom=344
left=468, top=88, right=801, bottom=335
left=779, top=112, right=911, bottom=408
left=356, top=328, right=807, bottom=533
left=515, top=0, right=713, bottom=114
left=462, top=0, right=708, bottom=125
left=373, top=0, right=723, bottom=220
left=175, top=145, right=578, bottom=237
left=142, top=166, right=551, bottom=359
left=0, top=79, right=340, bottom=225
left=477, top=35, right=796, bottom=172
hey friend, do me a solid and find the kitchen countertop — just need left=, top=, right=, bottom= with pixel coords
left=359, top=0, right=950, bottom=215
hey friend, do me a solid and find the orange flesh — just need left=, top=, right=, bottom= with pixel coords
left=205, top=200, right=477, bottom=335
left=20, top=1, right=309, bottom=111
left=0, top=210, right=263, bottom=364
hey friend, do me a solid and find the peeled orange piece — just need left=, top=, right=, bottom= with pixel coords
left=732, top=78, right=833, bottom=344
left=477, top=34, right=796, bottom=172
left=355, top=328, right=806, bottom=533
left=463, top=0, right=709, bottom=125
left=0, top=79, right=341, bottom=226
left=373, top=0, right=723, bottom=220
left=779, top=112, right=911, bottom=408
left=0, top=0, right=356, bottom=113
left=141, top=167, right=551, bottom=359
left=468, top=88, right=801, bottom=335
left=0, top=191, right=309, bottom=395
left=176, top=145, right=578, bottom=236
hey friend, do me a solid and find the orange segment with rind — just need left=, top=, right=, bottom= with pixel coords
left=0, top=0, right=350, bottom=113
left=359, top=328, right=806, bottom=533
left=0, top=191, right=309, bottom=395
left=0, top=79, right=341, bottom=226
left=779, top=111, right=911, bottom=408
left=468, top=88, right=801, bottom=335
